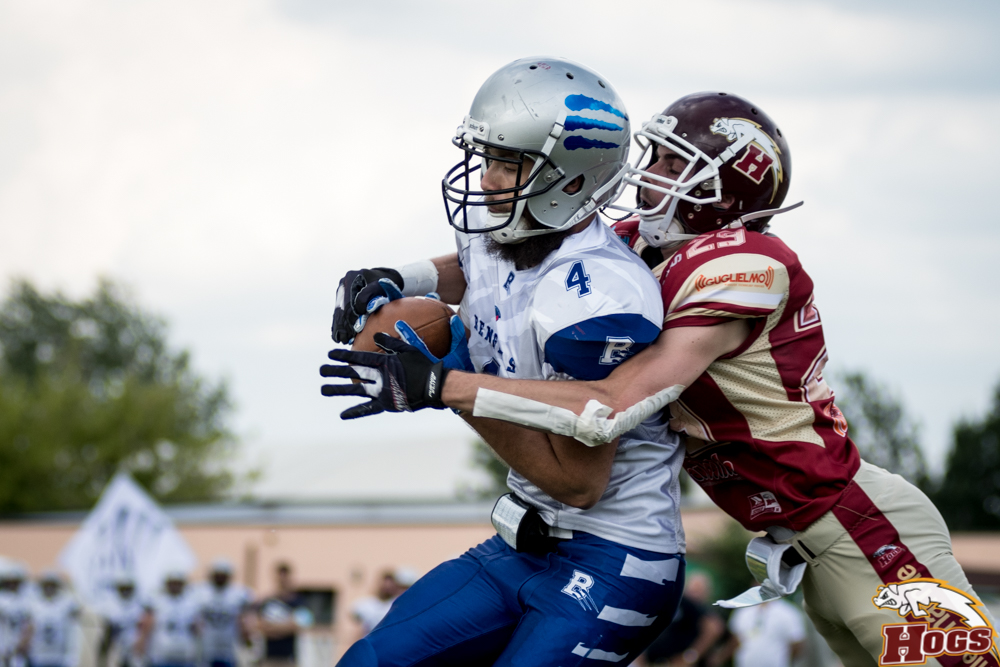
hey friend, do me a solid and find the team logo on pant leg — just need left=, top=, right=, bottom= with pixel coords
left=872, top=578, right=998, bottom=665
left=561, top=570, right=599, bottom=612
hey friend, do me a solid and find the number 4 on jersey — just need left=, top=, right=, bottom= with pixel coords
left=565, top=261, right=591, bottom=297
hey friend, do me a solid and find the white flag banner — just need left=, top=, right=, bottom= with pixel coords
left=58, top=473, right=196, bottom=603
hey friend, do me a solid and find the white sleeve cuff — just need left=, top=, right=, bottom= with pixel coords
left=472, top=384, right=684, bottom=447
left=397, top=259, right=439, bottom=297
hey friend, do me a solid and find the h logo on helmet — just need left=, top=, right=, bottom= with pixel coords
left=733, top=144, right=776, bottom=185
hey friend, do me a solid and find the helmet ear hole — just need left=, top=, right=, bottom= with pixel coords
left=562, top=175, right=585, bottom=196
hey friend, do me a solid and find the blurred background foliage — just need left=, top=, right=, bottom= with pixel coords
left=0, top=278, right=238, bottom=513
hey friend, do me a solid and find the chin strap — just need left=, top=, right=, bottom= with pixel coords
left=734, top=200, right=804, bottom=227
left=489, top=167, right=626, bottom=245
left=640, top=200, right=805, bottom=248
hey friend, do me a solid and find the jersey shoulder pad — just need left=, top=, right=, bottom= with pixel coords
left=532, top=252, right=662, bottom=381
left=660, top=229, right=794, bottom=328
left=608, top=215, right=641, bottom=249
left=533, top=249, right=662, bottom=336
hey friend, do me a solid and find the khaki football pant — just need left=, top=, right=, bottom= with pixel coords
left=774, top=462, right=998, bottom=667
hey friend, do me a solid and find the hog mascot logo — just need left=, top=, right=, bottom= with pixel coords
left=873, top=580, right=991, bottom=629
left=872, top=578, right=998, bottom=666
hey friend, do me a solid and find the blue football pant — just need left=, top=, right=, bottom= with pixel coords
left=338, top=533, right=684, bottom=666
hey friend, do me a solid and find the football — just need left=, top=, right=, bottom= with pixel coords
left=352, top=296, right=455, bottom=358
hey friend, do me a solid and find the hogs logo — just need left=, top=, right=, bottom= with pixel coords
left=710, top=117, right=784, bottom=201
left=873, top=579, right=998, bottom=665
left=694, top=266, right=774, bottom=292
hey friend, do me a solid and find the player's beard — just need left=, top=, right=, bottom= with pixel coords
left=483, top=214, right=573, bottom=271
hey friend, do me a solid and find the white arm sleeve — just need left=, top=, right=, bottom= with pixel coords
left=396, top=260, right=439, bottom=297
left=472, top=384, right=684, bottom=447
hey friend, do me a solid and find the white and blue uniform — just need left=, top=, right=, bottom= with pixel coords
left=196, top=584, right=251, bottom=667
left=340, top=218, right=686, bottom=666
left=0, top=588, right=31, bottom=666
left=27, top=594, right=81, bottom=667
left=100, top=593, right=146, bottom=667
left=147, top=592, right=200, bottom=667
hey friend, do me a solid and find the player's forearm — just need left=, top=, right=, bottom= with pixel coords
left=430, top=253, right=466, bottom=304
left=459, top=413, right=615, bottom=509
left=444, top=371, right=605, bottom=414
left=444, top=321, right=750, bottom=417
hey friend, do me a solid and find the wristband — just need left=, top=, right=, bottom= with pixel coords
left=397, top=260, right=439, bottom=297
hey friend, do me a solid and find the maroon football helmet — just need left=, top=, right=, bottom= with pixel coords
left=608, top=92, right=792, bottom=247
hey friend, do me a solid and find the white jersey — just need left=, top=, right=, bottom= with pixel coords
left=27, top=593, right=80, bottom=667
left=100, top=593, right=145, bottom=658
left=351, top=596, right=392, bottom=636
left=0, top=589, right=31, bottom=659
left=729, top=599, right=806, bottom=667
left=147, top=591, right=200, bottom=666
left=457, top=216, right=685, bottom=553
left=195, top=584, right=251, bottom=661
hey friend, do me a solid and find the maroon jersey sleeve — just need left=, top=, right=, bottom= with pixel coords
left=658, top=228, right=794, bottom=329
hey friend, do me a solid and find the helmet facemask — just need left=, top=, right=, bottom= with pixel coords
left=607, top=114, right=723, bottom=247
left=443, top=117, right=567, bottom=244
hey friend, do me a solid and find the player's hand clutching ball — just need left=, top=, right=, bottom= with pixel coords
left=320, top=334, right=449, bottom=419
left=320, top=296, right=473, bottom=419
left=331, top=267, right=404, bottom=344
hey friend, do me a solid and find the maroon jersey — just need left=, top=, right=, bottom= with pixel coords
left=610, top=217, right=861, bottom=532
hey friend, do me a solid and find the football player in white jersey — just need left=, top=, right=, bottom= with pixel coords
left=196, top=560, right=252, bottom=667
left=0, top=562, right=31, bottom=667
left=99, top=574, right=146, bottom=667
left=323, top=57, right=686, bottom=666
left=25, top=572, right=81, bottom=667
left=139, top=572, right=200, bottom=667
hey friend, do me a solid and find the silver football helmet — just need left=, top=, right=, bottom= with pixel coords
left=442, top=57, right=630, bottom=244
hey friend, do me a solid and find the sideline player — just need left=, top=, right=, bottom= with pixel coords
left=0, top=562, right=31, bottom=667
left=25, top=572, right=81, bottom=667
left=139, top=572, right=200, bottom=667
left=99, top=574, right=146, bottom=667
left=323, top=57, right=686, bottom=665
left=196, top=560, right=252, bottom=667
left=336, top=91, right=998, bottom=667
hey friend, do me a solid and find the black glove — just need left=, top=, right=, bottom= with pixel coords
left=331, top=267, right=405, bottom=345
left=320, top=333, right=449, bottom=419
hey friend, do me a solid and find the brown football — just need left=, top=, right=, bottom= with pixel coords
left=352, top=297, right=455, bottom=358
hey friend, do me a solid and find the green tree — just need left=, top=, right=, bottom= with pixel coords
left=0, top=279, right=235, bottom=513
left=835, top=371, right=928, bottom=486
left=693, top=518, right=758, bottom=602
left=929, top=382, right=1000, bottom=530
left=465, top=439, right=510, bottom=499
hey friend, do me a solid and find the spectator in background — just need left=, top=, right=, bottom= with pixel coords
left=640, top=572, right=725, bottom=667
left=726, top=597, right=806, bottom=667
left=25, top=571, right=81, bottom=667
left=139, top=571, right=200, bottom=667
left=350, top=571, right=396, bottom=639
left=350, top=567, right=419, bottom=638
left=197, top=559, right=253, bottom=667
left=257, top=563, right=312, bottom=667
left=99, top=574, right=145, bottom=667
left=0, top=561, right=31, bottom=667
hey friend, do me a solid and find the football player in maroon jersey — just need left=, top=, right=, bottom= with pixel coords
left=428, top=92, right=998, bottom=666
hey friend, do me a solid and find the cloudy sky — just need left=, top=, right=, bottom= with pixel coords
left=2, top=0, right=998, bottom=499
